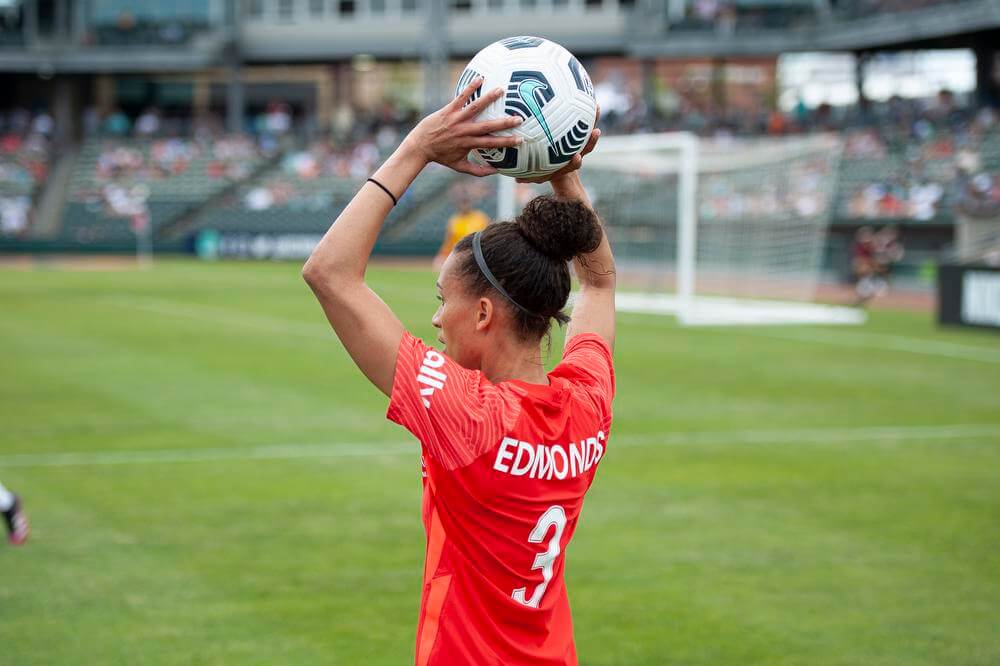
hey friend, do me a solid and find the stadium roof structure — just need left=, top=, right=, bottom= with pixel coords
left=628, top=0, right=1000, bottom=57
left=0, top=35, right=230, bottom=73
left=1, top=0, right=998, bottom=73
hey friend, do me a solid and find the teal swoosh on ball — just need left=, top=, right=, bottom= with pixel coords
left=517, top=79, right=556, bottom=150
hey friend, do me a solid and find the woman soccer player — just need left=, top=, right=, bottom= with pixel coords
left=304, top=78, right=615, bottom=666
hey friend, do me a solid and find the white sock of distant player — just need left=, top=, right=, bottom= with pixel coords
left=0, top=481, right=14, bottom=512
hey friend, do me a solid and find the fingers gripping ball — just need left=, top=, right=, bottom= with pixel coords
left=456, top=36, right=598, bottom=180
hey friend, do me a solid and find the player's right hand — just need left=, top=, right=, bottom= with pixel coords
left=404, top=78, right=524, bottom=177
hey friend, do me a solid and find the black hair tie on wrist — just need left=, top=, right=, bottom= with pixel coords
left=366, top=177, right=397, bottom=206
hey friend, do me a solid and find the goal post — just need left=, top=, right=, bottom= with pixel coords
left=499, top=131, right=864, bottom=326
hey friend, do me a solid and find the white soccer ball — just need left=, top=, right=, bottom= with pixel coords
left=456, top=36, right=597, bottom=180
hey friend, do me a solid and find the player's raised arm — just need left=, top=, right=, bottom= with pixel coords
left=552, top=170, right=616, bottom=351
left=302, top=78, right=523, bottom=396
left=515, top=119, right=615, bottom=350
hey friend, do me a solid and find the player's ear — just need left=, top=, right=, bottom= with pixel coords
left=475, top=297, right=494, bottom=332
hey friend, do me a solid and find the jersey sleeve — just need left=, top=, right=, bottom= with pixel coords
left=552, top=333, right=615, bottom=426
left=386, top=332, right=521, bottom=469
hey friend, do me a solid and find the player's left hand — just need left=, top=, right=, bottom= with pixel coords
left=405, top=78, right=524, bottom=177
left=515, top=105, right=601, bottom=185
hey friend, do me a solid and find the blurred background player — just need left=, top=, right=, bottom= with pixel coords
left=851, top=224, right=906, bottom=306
left=432, top=188, right=490, bottom=270
left=0, top=481, right=28, bottom=546
left=873, top=225, right=905, bottom=290
left=851, top=225, right=878, bottom=305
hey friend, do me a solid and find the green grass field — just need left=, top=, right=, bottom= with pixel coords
left=1, top=259, right=998, bottom=665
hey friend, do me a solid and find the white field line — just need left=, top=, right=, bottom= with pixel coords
left=100, top=296, right=332, bottom=341
left=2, top=423, right=997, bottom=468
left=105, top=295, right=1000, bottom=366
left=0, top=442, right=413, bottom=468
left=748, top=328, right=1000, bottom=365
left=616, top=423, right=1000, bottom=446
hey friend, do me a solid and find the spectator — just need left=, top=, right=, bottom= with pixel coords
left=30, top=111, right=54, bottom=137
left=103, top=107, right=131, bottom=136
left=958, top=172, right=1000, bottom=219
left=135, top=107, right=162, bottom=137
left=0, top=196, right=29, bottom=236
left=82, top=106, right=102, bottom=137
left=264, top=102, right=292, bottom=137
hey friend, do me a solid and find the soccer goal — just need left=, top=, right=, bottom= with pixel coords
left=500, top=132, right=865, bottom=326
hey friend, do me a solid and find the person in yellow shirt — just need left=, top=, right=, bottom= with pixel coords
left=434, top=196, right=490, bottom=269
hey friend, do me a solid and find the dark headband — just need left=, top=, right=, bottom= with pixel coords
left=472, top=231, right=539, bottom=318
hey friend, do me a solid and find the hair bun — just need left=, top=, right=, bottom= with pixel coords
left=515, top=195, right=601, bottom=263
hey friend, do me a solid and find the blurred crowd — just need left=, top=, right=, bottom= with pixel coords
left=700, top=154, right=833, bottom=223
left=5, top=83, right=999, bottom=236
left=238, top=102, right=411, bottom=212
left=839, top=102, right=999, bottom=222
left=242, top=138, right=385, bottom=212
left=91, top=134, right=258, bottom=183
left=0, top=109, right=51, bottom=237
left=598, top=88, right=1000, bottom=223
left=73, top=133, right=260, bottom=220
left=71, top=101, right=418, bottom=215
left=600, top=85, right=980, bottom=138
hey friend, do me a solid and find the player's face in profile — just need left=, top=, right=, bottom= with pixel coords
left=432, top=251, right=481, bottom=368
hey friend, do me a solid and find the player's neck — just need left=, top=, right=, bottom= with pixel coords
left=480, top=339, right=548, bottom=386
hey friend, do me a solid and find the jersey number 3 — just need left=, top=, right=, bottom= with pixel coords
left=512, top=505, right=567, bottom=608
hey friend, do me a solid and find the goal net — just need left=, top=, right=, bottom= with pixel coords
left=500, top=132, right=865, bottom=326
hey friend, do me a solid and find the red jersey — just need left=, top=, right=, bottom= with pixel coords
left=387, top=332, right=615, bottom=666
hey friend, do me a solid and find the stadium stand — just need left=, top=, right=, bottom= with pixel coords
left=0, top=0, right=995, bottom=275
left=179, top=138, right=467, bottom=255
left=60, top=133, right=265, bottom=246
left=24, top=94, right=995, bottom=261
left=837, top=106, right=999, bottom=224
left=0, top=110, right=51, bottom=238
